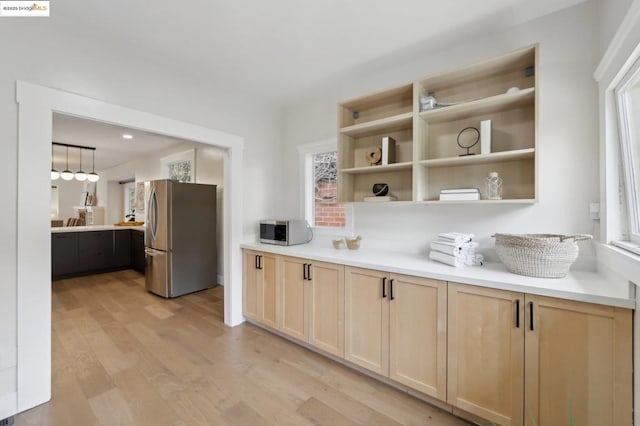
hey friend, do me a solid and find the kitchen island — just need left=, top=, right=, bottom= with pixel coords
left=52, top=225, right=146, bottom=279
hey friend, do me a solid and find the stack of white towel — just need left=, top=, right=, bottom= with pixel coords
left=429, top=232, right=484, bottom=267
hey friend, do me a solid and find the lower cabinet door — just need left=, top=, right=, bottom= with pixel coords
left=280, top=256, right=308, bottom=341
left=447, top=282, right=524, bottom=426
left=308, top=261, right=344, bottom=357
left=389, top=274, right=446, bottom=400
left=259, top=252, right=278, bottom=328
left=344, top=266, right=389, bottom=376
left=524, top=295, right=632, bottom=426
left=243, top=251, right=259, bottom=320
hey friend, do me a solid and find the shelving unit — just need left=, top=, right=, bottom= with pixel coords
left=337, top=45, right=537, bottom=204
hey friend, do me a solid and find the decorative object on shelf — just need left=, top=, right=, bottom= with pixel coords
left=493, top=234, right=592, bottom=278
left=485, top=171, right=503, bottom=200
left=161, top=149, right=195, bottom=183
left=480, top=119, right=492, bottom=155
left=439, top=188, right=480, bottom=201
left=381, top=136, right=396, bottom=165
left=457, top=126, right=479, bottom=156
left=420, top=91, right=438, bottom=111
left=506, top=86, right=520, bottom=94
left=372, top=183, right=389, bottom=196
left=366, top=146, right=382, bottom=166
left=332, top=238, right=345, bottom=249
left=345, top=235, right=362, bottom=250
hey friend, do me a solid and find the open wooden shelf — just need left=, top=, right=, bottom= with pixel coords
left=418, top=88, right=534, bottom=124
left=419, top=148, right=534, bottom=168
left=340, top=112, right=413, bottom=137
left=339, top=161, right=413, bottom=175
left=337, top=44, right=538, bottom=204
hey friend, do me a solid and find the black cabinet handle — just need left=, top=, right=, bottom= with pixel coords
left=307, top=264, right=312, bottom=281
left=529, top=301, right=534, bottom=331
left=515, top=299, right=520, bottom=328
left=389, top=279, right=395, bottom=300
left=382, top=277, right=387, bottom=298
left=260, top=255, right=263, bottom=270
left=255, top=255, right=259, bottom=269
left=303, top=263, right=308, bottom=280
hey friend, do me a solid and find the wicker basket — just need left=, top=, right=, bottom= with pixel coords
left=493, top=234, right=592, bottom=278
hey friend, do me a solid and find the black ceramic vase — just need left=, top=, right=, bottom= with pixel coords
left=372, top=183, right=389, bottom=196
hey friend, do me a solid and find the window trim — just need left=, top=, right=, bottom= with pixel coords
left=615, top=58, right=640, bottom=243
left=297, top=138, right=353, bottom=235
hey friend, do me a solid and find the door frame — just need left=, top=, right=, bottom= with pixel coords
left=15, top=81, right=245, bottom=413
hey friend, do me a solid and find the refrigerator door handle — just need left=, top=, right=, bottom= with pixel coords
left=149, top=189, right=159, bottom=242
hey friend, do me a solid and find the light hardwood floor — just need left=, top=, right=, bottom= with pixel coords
left=15, top=270, right=468, bottom=425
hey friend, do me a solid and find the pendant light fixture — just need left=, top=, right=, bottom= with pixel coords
left=60, top=146, right=74, bottom=181
left=75, top=147, right=87, bottom=181
left=87, top=149, right=100, bottom=182
left=51, top=144, right=59, bottom=180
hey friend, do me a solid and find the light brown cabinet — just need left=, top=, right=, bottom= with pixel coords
left=447, top=283, right=524, bottom=425
left=524, top=295, right=632, bottom=426
left=345, top=267, right=447, bottom=400
left=448, top=282, right=632, bottom=426
left=280, top=256, right=345, bottom=356
left=243, top=250, right=278, bottom=328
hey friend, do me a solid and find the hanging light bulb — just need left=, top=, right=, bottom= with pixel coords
left=87, top=149, right=100, bottom=182
left=60, top=146, right=74, bottom=181
left=75, top=147, right=87, bottom=181
left=51, top=144, right=59, bottom=180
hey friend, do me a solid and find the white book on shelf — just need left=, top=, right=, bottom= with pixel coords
left=480, top=119, right=492, bottom=155
left=440, top=188, right=480, bottom=194
left=439, top=193, right=481, bottom=201
left=381, top=136, right=396, bottom=165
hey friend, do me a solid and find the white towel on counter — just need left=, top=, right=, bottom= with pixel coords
left=437, top=232, right=474, bottom=245
left=429, top=251, right=464, bottom=267
left=430, top=241, right=479, bottom=256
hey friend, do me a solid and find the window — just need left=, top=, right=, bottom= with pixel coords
left=123, top=182, right=136, bottom=220
left=615, top=57, right=640, bottom=247
left=299, top=139, right=351, bottom=231
left=312, top=151, right=345, bottom=227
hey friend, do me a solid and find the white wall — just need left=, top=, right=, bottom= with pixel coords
left=0, top=17, right=283, bottom=418
left=282, top=2, right=601, bottom=265
left=98, top=142, right=225, bottom=282
left=599, top=0, right=634, bottom=55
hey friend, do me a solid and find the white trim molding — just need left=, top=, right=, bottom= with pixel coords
left=15, top=81, right=245, bottom=415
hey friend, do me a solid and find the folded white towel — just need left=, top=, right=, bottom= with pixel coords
left=430, top=241, right=478, bottom=256
left=437, top=232, right=474, bottom=244
left=429, top=251, right=464, bottom=267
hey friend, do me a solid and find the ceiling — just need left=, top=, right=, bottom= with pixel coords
left=52, top=114, right=185, bottom=172
left=53, top=0, right=588, bottom=103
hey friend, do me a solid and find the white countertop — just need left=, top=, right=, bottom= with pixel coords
left=241, top=242, right=636, bottom=309
left=52, top=225, right=145, bottom=233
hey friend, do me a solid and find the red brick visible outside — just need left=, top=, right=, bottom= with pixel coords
left=315, top=181, right=345, bottom=228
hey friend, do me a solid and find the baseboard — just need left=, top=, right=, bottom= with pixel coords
left=0, top=393, right=17, bottom=422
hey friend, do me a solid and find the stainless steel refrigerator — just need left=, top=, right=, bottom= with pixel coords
left=145, top=179, right=217, bottom=298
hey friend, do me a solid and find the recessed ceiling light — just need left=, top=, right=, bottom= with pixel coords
left=122, top=134, right=133, bottom=139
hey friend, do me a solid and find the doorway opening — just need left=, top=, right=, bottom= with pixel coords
left=16, top=81, right=244, bottom=414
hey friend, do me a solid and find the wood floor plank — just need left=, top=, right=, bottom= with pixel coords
left=16, top=269, right=469, bottom=426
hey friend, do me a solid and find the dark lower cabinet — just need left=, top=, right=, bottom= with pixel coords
left=51, top=233, right=79, bottom=276
left=131, top=230, right=146, bottom=273
left=78, top=231, right=113, bottom=272
left=52, top=228, right=145, bottom=279
left=113, top=230, right=132, bottom=268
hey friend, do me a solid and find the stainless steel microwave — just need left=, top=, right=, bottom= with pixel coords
left=260, top=220, right=311, bottom=246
